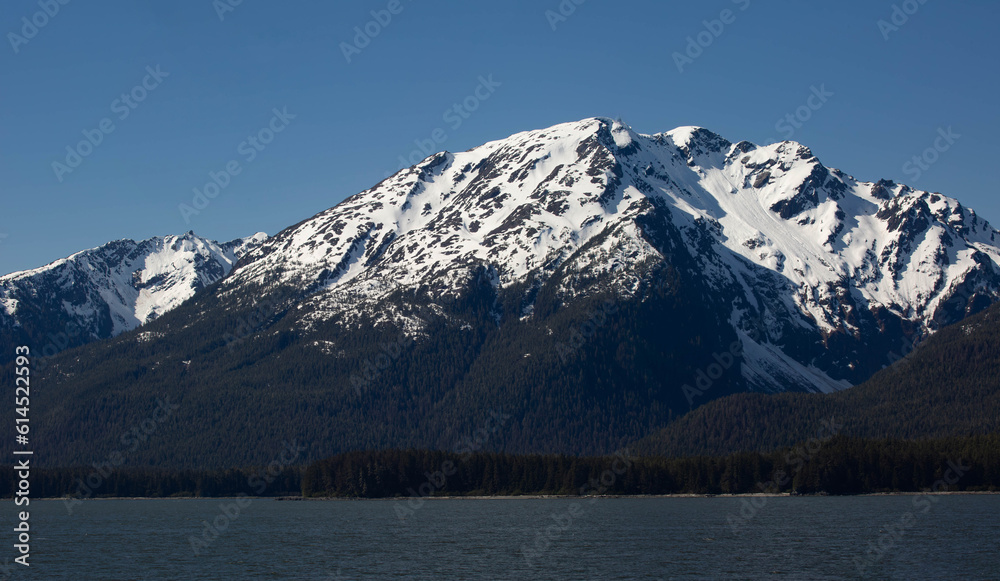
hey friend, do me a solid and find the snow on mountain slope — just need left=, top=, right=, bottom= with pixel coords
left=0, top=231, right=267, bottom=342
left=219, top=118, right=1000, bottom=392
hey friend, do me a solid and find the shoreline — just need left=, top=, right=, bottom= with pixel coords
left=15, top=490, right=1000, bottom=502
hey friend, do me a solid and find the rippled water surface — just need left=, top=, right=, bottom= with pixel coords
left=4, top=495, right=999, bottom=579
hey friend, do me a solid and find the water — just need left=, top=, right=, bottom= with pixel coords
left=3, top=495, right=998, bottom=579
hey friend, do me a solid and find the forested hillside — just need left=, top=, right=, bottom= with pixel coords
left=634, top=301, right=1000, bottom=456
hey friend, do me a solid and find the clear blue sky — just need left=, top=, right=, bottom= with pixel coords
left=2, top=0, right=998, bottom=275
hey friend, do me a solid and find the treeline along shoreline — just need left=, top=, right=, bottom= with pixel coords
left=4, top=434, right=999, bottom=500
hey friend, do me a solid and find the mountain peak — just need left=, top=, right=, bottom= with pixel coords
left=223, top=117, right=1000, bottom=394
left=10, top=118, right=1000, bottom=400
left=663, top=125, right=707, bottom=143
left=0, top=231, right=267, bottom=353
left=15, top=118, right=1000, bottom=468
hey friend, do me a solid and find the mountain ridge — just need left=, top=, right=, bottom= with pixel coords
left=12, top=117, right=1000, bottom=468
left=0, top=231, right=266, bottom=364
left=214, top=117, right=1000, bottom=391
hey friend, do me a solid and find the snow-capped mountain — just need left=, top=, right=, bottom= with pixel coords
left=224, top=118, right=1000, bottom=393
left=0, top=231, right=266, bottom=354
left=22, top=117, right=1000, bottom=467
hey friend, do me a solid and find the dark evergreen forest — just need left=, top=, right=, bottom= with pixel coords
left=6, top=434, right=998, bottom=499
